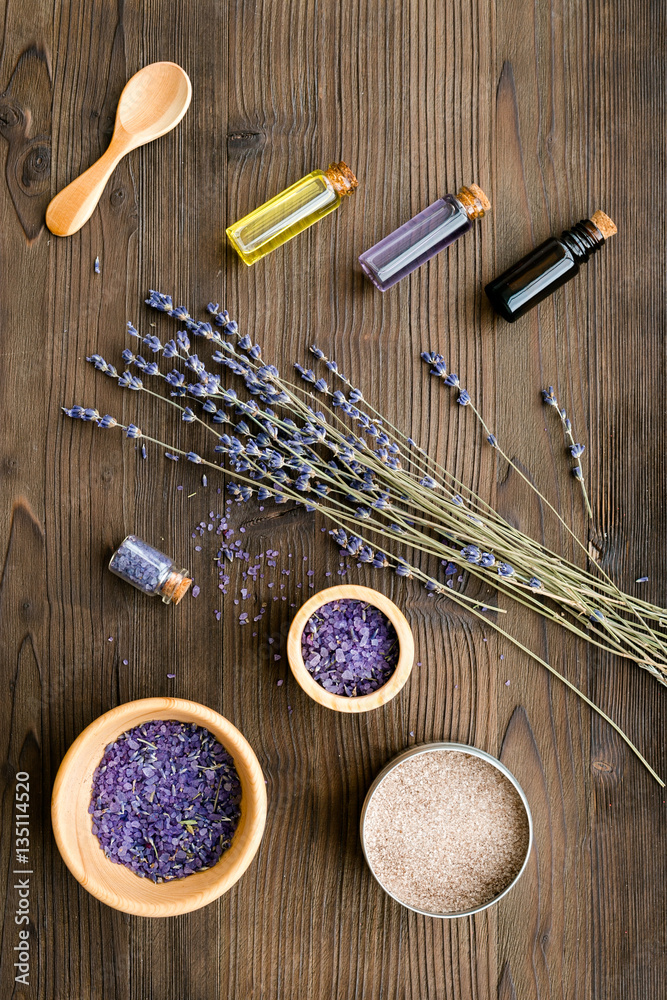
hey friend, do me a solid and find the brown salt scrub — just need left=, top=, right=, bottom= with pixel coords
left=362, top=749, right=530, bottom=914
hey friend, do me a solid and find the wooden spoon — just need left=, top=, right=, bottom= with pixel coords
left=46, top=62, right=192, bottom=237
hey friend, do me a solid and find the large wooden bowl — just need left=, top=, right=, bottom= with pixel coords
left=51, top=697, right=267, bottom=916
left=287, top=585, right=415, bottom=713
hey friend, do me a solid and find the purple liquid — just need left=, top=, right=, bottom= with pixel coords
left=359, top=195, right=471, bottom=291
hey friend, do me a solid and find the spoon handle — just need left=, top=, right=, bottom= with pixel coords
left=46, top=142, right=126, bottom=237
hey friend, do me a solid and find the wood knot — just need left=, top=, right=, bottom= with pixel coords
left=18, top=140, right=51, bottom=194
left=227, top=129, right=265, bottom=153
left=0, top=99, right=23, bottom=130
left=109, top=186, right=126, bottom=208
left=592, top=760, right=613, bottom=773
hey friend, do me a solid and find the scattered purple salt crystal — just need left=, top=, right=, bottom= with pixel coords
left=167, top=673, right=176, bottom=679
left=500, top=654, right=505, bottom=660
left=636, top=576, right=649, bottom=583
left=122, top=659, right=129, bottom=665
left=277, top=679, right=284, bottom=687
left=108, top=636, right=113, bottom=642
left=202, top=475, right=208, bottom=487
left=94, top=255, right=101, bottom=274
left=301, top=599, right=399, bottom=697
left=505, top=680, right=510, bottom=686
left=191, top=584, right=200, bottom=598
left=89, top=719, right=241, bottom=882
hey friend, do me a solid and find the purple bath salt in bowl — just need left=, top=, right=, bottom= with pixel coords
left=301, top=598, right=399, bottom=697
left=89, top=720, right=241, bottom=882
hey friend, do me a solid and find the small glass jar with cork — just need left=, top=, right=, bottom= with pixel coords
left=109, top=536, right=192, bottom=605
left=226, top=161, right=358, bottom=265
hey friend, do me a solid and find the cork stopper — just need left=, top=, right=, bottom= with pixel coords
left=590, top=210, right=617, bottom=240
left=324, top=161, right=358, bottom=196
left=161, top=570, right=193, bottom=605
left=457, top=184, right=491, bottom=220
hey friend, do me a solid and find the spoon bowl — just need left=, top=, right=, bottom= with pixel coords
left=46, top=62, right=192, bottom=237
left=115, top=62, right=192, bottom=143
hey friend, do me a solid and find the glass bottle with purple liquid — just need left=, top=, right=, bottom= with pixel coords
left=359, top=184, right=490, bottom=291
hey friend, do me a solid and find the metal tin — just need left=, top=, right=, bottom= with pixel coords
left=359, top=742, right=533, bottom=919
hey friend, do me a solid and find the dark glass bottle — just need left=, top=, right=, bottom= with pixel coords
left=485, top=210, right=616, bottom=322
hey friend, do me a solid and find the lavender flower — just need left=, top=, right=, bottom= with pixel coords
left=542, top=385, right=592, bottom=518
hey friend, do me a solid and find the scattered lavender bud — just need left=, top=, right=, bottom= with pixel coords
left=94, top=256, right=101, bottom=274
left=636, top=577, right=649, bottom=583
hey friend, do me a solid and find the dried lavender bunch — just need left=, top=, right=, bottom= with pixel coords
left=62, top=291, right=667, bottom=784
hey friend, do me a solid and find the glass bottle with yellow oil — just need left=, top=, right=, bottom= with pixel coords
left=226, top=161, right=358, bottom=265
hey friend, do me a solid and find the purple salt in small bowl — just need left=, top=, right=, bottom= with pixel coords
left=286, top=585, right=415, bottom=713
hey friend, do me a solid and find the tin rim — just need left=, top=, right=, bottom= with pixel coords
left=359, top=742, right=533, bottom=918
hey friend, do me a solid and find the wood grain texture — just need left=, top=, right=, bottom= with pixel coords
left=0, top=0, right=665, bottom=997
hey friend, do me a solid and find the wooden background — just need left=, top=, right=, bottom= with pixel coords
left=1, top=0, right=665, bottom=997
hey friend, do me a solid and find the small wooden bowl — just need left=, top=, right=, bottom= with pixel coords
left=286, top=585, right=414, bottom=713
left=51, top=697, right=267, bottom=917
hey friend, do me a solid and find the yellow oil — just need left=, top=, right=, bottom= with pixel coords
left=226, top=170, right=341, bottom=265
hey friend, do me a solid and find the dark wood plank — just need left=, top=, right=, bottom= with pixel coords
left=0, top=0, right=665, bottom=997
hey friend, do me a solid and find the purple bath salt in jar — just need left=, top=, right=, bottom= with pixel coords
left=109, top=535, right=192, bottom=605
left=359, top=184, right=490, bottom=291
